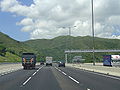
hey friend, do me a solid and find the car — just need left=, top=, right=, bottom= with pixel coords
left=58, top=61, right=65, bottom=67
left=40, top=61, right=44, bottom=65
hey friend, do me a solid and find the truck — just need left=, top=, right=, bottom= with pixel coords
left=22, top=53, right=36, bottom=69
left=46, top=57, right=52, bottom=66
left=103, top=55, right=112, bottom=66
left=103, top=55, right=120, bottom=67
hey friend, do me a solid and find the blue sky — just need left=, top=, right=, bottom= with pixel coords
left=0, top=0, right=33, bottom=41
left=0, top=12, right=30, bottom=41
left=0, top=0, right=120, bottom=41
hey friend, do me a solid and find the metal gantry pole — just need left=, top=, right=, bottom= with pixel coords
left=69, top=27, right=72, bottom=63
left=65, top=54, right=68, bottom=64
left=91, top=0, right=95, bottom=65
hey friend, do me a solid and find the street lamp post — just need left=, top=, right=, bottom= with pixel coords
left=63, top=26, right=76, bottom=63
left=91, top=0, right=95, bottom=65
left=68, top=27, right=71, bottom=63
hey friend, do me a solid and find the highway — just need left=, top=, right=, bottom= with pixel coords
left=0, top=64, right=120, bottom=90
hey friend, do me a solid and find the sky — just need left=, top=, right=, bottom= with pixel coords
left=0, top=0, right=120, bottom=41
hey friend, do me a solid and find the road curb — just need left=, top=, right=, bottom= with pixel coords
left=66, top=64, right=120, bottom=77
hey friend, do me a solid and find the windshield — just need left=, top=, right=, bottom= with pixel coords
left=0, top=0, right=120, bottom=90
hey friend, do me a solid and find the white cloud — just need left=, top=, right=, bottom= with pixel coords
left=1, top=0, right=120, bottom=39
left=21, top=26, right=34, bottom=32
left=17, top=18, right=33, bottom=26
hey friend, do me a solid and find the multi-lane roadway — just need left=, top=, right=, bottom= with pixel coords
left=0, top=64, right=120, bottom=90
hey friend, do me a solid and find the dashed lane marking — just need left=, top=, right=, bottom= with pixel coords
left=21, top=66, right=44, bottom=87
left=23, top=77, right=32, bottom=86
left=54, top=67, right=79, bottom=84
left=68, top=76, right=79, bottom=84
left=32, top=72, right=37, bottom=76
left=61, top=71, right=67, bottom=75
left=87, top=88, right=91, bottom=90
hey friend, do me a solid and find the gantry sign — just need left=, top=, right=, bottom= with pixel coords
left=65, top=49, right=120, bottom=53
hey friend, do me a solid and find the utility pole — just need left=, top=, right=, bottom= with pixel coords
left=91, top=0, right=95, bottom=65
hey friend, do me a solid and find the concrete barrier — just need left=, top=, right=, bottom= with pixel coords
left=0, top=63, right=22, bottom=75
left=66, top=63, right=120, bottom=77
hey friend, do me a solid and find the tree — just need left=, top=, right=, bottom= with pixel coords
left=0, top=45, right=6, bottom=56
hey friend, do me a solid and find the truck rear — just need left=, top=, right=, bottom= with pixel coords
left=22, top=53, right=36, bottom=69
left=46, top=57, right=52, bottom=66
left=103, top=55, right=112, bottom=66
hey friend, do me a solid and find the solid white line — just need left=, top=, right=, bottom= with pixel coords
left=68, top=76, right=79, bottom=84
left=23, top=77, right=31, bottom=86
left=62, top=71, right=67, bottom=75
left=84, top=70, right=120, bottom=81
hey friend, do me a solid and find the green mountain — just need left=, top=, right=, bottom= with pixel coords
left=25, top=36, right=120, bottom=62
left=0, top=32, right=35, bottom=62
left=1, top=31, right=120, bottom=63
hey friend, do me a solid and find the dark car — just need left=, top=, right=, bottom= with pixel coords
left=58, top=61, right=65, bottom=67
left=40, top=61, right=44, bottom=65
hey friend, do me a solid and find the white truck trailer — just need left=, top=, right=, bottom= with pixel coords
left=46, top=57, right=53, bottom=66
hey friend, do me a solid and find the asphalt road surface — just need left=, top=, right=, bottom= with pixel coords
left=0, top=64, right=120, bottom=90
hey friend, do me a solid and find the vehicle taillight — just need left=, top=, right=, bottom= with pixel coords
left=23, top=58, right=26, bottom=63
left=30, top=58, right=33, bottom=63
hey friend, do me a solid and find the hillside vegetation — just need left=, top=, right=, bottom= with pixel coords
left=0, top=32, right=120, bottom=62
left=0, top=32, right=35, bottom=62
left=25, top=36, right=120, bottom=62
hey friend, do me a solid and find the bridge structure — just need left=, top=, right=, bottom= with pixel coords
left=64, top=49, right=120, bottom=64
left=65, top=49, right=120, bottom=53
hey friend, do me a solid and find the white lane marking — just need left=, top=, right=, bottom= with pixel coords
left=21, top=66, right=44, bottom=87
left=58, top=69, right=61, bottom=72
left=84, top=70, right=120, bottom=81
left=68, top=76, right=79, bottom=84
left=23, top=77, right=32, bottom=86
left=55, top=67, right=59, bottom=70
left=55, top=67, right=79, bottom=84
left=32, top=72, right=37, bottom=76
left=55, top=67, right=58, bottom=69
left=87, top=88, right=91, bottom=90
left=62, top=71, right=67, bottom=75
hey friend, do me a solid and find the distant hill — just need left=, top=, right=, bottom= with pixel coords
left=0, top=32, right=35, bottom=62
left=24, top=35, right=120, bottom=62
left=1, top=31, right=120, bottom=62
